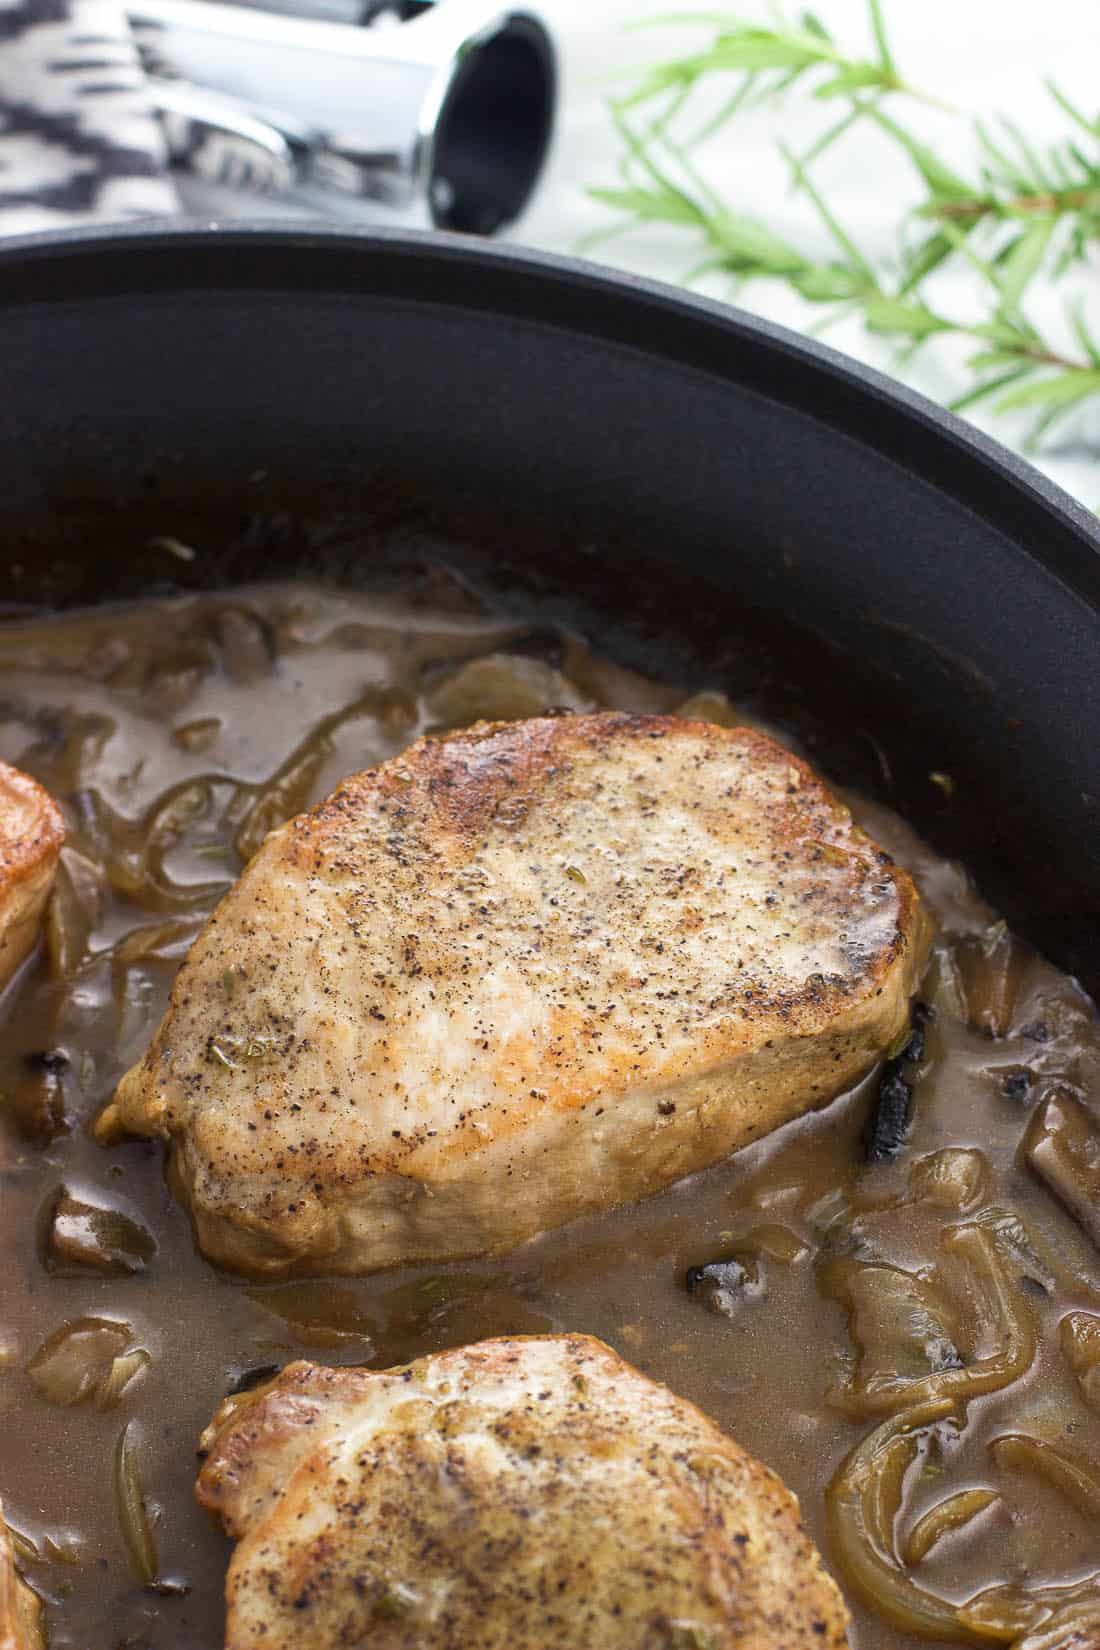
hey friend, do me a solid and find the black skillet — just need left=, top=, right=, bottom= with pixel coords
left=0, top=224, right=1097, bottom=990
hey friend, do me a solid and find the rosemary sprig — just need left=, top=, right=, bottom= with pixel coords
left=590, top=2, right=1100, bottom=448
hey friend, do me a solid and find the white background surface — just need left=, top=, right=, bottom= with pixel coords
left=510, top=0, right=1100, bottom=507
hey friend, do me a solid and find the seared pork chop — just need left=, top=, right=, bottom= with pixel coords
left=197, top=1333, right=850, bottom=1650
left=0, top=764, right=63, bottom=990
left=0, top=1504, right=43, bottom=1650
left=99, top=714, right=931, bottom=1274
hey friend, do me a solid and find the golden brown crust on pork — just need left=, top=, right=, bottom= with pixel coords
left=197, top=1334, right=850, bottom=1650
left=0, top=763, right=63, bottom=990
left=0, top=1504, right=43, bottom=1650
left=102, top=714, right=932, bottom=1274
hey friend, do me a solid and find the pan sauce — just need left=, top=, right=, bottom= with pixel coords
left=0, top=574, right=1098, bottom=1650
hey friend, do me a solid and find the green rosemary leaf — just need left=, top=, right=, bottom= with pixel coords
left=1067, top=298, right=1100, bottom=368
left=687, top=74, right=755, bottom=145
left=780, top=141, right=876, bottom=282
left=864, top=298, right=943, bottom=336
left=814, top=63, right=885, bottom=98
left=800, top=10, right=831, bottom=40
left=999, top=116, right=1055, bottom=191
left=867, top=0, right=897, bottom=77
left=794, top=103, right=867, bottom=169
left=791, top=264, right=870, bottom=301
left=868, top=108, right=973, bottom=200
left=1046, top=80, right=1100, bottom=140
left=975, top=119, right=1034, bottom=194
left=898, top=231, right=958, bottom=293
left=863, top=297, right=949, bottom=338
left=708, top=210, right=809, bottom=273
left=1047, top=145, right=1075, bottom=189
left=1052, top=223, right=1085, bottom=278
left=995, top=369, right=1100, bottom=412
left=1024, top=397, right=1093, bottom=452
left=588, top=185, right=704, bottom=226
left=671, top=39, right=825, bottom=74
left=996, top=218, right=1056, bottom=313
left=1065, top=140, right=1099, bottom=179
left=966, top=349, right=1034, bottom=371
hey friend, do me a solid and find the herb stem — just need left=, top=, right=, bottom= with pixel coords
left=867, top=0, right=896, bottom=79
left=927, top=187, right=1100, bottom=222
left=592, top=0, right=1100, bottom=448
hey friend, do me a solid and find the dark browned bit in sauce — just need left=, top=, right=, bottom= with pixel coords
left=0, top=577, right=1098, bottom=1649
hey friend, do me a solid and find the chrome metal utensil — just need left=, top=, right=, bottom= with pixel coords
left=129, top=0, right=555, bottom=232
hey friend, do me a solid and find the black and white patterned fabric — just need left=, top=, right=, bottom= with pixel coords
left=0, top=0, right=176, bottom=232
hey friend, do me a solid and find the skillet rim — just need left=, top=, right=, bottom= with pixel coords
left=1, top=220, right=1099, bottom=615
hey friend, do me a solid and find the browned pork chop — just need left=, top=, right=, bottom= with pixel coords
left=98, top=713, right=932, bottom=1274
left=197, top=1333, right=850, bottom=1650
left=0, top=764, right=63, bottom=991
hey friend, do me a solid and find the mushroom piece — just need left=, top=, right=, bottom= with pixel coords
left=45, top=1189, right=155, bottom=1276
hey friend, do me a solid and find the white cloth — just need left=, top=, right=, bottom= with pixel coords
left=0, top=0, right=175, bottom=232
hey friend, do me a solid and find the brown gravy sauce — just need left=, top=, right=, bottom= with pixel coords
left=0, top=577, right=1098, bottom=1649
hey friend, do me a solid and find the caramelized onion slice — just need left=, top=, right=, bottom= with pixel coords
left=674, top=691, right=794, bottom=748
left=425, top=653, right=588, bottom=729
left=821, top=1258, right=963, bottom=1418
left=1010, top=1593, right=1100, bottom=1650
left=828, top=1404, right=1077, bottom=1647
left=991, top=1433, right=1100, bottom=1520
left=675, top=691, right=745, bottom=729
left=941, top=1223, right=1037, bottom=1387
left=110, top=920, right=202, bottom=965
left=1060, top=1310, right=1100, bottom=1409
left=903, top=1489, right=1000, bottom=1566
left=827, top=1223, right=1035, bottom=1419
left=232, top=688, right=404, bottom=862
left=233, top=741, right=329, bottom=864
left=925, top=947, right=969, bottom=1023
left=959, top=1579, right=1100, bottom=1649
left=955, top=922, right=1026, bottom=1037
left=80, top=784, right=231, bottom=914
left=972, top=1209, right=1056, bottom=1296
left=826, top=1398, right=993, bottom=1643
left=114, top=1422, right=158, bottom=1586
left=27, top=1318, right=149, bottom=1408
left=909, top=1149, right=990, bottom=1213
left=44, top=848, right=103, bottom=978
left=1022, top=1092, right=1100, bottom=1252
